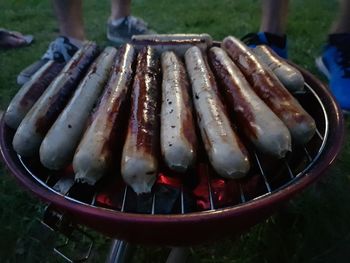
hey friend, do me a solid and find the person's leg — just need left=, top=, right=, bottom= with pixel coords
left=110, top=0, right=131, bottom=21
left=17, top=0, right=84, bottom=85
left=330, top=0, right=350, bottom=34
left=316, top=0, right=350, bottom=111
left=260, top=0, right=289, bottom=36
left=53, top=0, right=85, bottom=42
left=242, top=0, right=289, bottom=58
left=107, top=0, right=155, bottom=44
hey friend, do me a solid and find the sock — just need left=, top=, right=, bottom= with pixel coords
left=110, top=17, right=128, bottom=26
left=328, top=33, right=350, bottom=45
left=262, top=32, right=287, bottom=49
left=67, top=37, right=84, bottom=48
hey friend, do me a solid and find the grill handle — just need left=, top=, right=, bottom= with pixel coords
left=42, top=205, right=94, bottom=262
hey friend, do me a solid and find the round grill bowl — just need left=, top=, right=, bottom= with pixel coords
left=0, top=66, right=345, bottom=246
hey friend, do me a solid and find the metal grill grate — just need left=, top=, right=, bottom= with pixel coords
left=17, top=81, right=328, bottom=215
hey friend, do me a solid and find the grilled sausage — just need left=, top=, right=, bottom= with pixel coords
left=121, top=46, right=161, bottom=194
left=4, top=61, right=65, bottom=129
left=184, top=46, right=250, bottom=179
left=40, top=47, right=117, bottom=170
left=222, top=36, right=316, bottom=145
left=160, top=51, right=197, bottom=172
left=73, top=44, right=136, bottom=185
left=253, top=45, right=304, bottom=92
left=208, top=47, right=291, bottom=158
left=132, top=34, right=213, bottom=56
left=12, top=42, right=99, bottom=157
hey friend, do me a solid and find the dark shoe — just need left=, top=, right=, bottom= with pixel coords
left=17, top=36, right=79, bottom=85
left=0, top=28, right=33, bottom=49
left=107, top=16, right=156, bottom=45
left=316, top=34, right=350, bottom=112
left=242, top=32, right=288, bottom=58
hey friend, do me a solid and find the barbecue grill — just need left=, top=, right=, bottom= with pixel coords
left=0, top=62, right=344, bottom=261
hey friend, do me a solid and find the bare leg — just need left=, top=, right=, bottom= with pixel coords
left=16, top=0, right=84, bottom=85
left=107, top=0, right=153, bottom=44
left=260, top=0, right=289, bottom=36
left=110, top=0, right=131, bottom=20
left=330, top=0, right=350, bottom=33
left=52, top=0, right=85, bottom=41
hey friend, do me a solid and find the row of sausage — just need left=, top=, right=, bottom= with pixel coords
left=4, top=35, right=316, bottom=194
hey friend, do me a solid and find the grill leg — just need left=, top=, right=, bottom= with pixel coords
left=166, top=247, right=190, bottom=263
left=106, top=240, right=135, bottom=263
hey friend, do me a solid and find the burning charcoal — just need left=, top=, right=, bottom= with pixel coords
left=95, top=178, right=126, bottom=210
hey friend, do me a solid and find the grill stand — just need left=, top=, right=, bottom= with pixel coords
left=166, top=247, right=190, bottom=263
left=106, top=242, right=190, bottom=263
left=106, top=240, right=135, bottom=263
left=106, top=241, right=190, bottom=263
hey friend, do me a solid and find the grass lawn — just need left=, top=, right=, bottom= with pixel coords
left=1, top=0, right=350, bottom=262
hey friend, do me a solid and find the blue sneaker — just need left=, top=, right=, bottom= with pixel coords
left=241, top=32, right=288, bottom=58
left=316, top=34, right=350, bottom=112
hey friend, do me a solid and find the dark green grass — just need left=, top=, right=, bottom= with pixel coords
left=1, top=0, right=350, bottom=262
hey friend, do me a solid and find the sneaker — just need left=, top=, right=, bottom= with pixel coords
left=241, top=32, right=288, bottom=58
left=107, top=16, right=156, bottom=45
left=316, top=34, right=350, bottom=112
left=17, top=36, right=79, bottom=85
